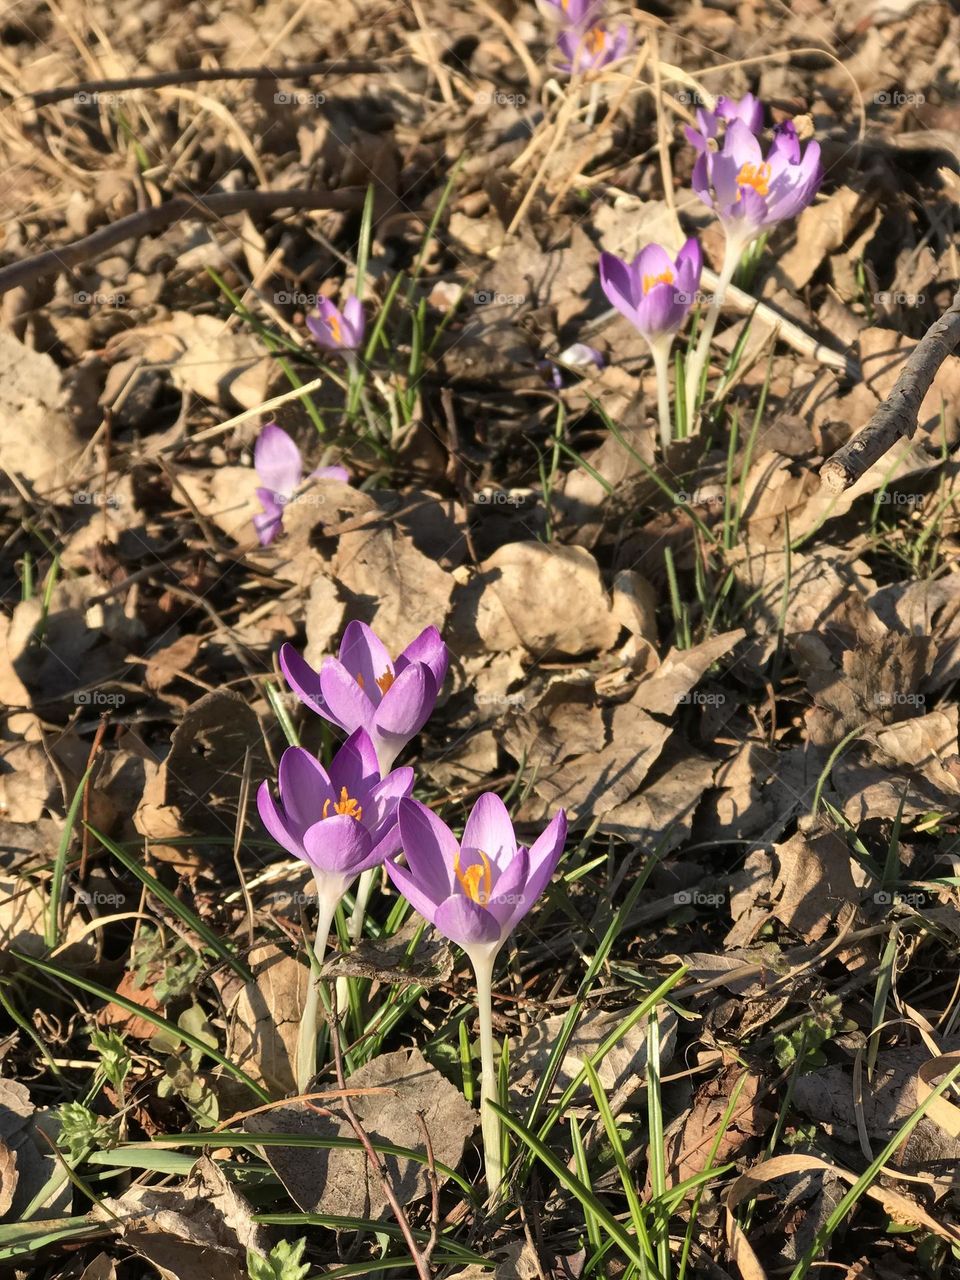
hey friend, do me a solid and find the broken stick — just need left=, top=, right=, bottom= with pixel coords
left=820, top=288, right=960, bottom=493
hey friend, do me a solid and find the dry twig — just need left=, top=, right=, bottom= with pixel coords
left=820, top=289, right=960, bottom=493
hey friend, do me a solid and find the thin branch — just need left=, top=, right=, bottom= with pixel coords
left=323, top=1002, right=435, bottom=1280
left=22, top=60, right=388, bottom=107
left=0, top=188, right=365, bottom=296
left=820, top=288, right=960, bottom=493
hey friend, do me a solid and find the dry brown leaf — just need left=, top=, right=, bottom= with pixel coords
left=226, top=944, right=308, bottom=1098
left=512, top=1007, right=676, bottom=1099
left=0, top=331, right=84, bottom=494
left=657, top=1067, right=772, bottom=1193
left=768, top=829, right=868, bottom=942
left=245, top=1047, right=475, bottom=1219
left=779, top=186, right=868, bottom=291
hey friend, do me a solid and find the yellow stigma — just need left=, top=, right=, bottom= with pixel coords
left=737, top=161, right=771, bottom=198
left=326, top=311, right=343, bottom=344
left=322, top=786, right=363, bottom=821
left=454, top=848, right=492, bottom=905
left=642, top=268, right=674, bottom=294
left=376, top=669, right=395, bottom=695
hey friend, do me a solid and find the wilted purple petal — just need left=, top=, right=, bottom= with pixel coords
left=253, top=489, right=285, bottom=546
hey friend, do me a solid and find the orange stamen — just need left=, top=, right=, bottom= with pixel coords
left=326, top=311, right=343, bottom=344
left=376, top=669, right=395, bottom=695
left=642, top=268, right=674, bottom=294
left=454, top=847, right=493, bottom=905
left=322, top=786, right=363, bottom=822
left=585, top=26, right=606, bottom=54
left=737, top=161, right=771, bottom=198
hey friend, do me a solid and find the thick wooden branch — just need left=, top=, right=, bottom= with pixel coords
left=0, top=189, right=365, bottom=296
left=820, top=289, right=960, bottom=493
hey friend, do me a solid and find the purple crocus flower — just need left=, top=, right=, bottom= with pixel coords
left=306, top=296, right=365, bottom=352
left=257, top=728, right=413, bottom=901
left=684, top=92, right=764, bottom=154
left=557, top=22, right=631, bottom=73
left=599, top=238, right=703, bottom=345
left=253, top=423, right=349, bottom=546
left=387, top=794, right=567, bottom=958
left=280, top=621, right=449, bottom=773
left=692, top=118, right=822, bottom=240
left=536, top=0, right=602, bottom=25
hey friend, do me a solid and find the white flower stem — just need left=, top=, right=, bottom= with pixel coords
left=296, top=892, right=339, bottom=1094
left=684, top=231, right=751, bottom=429
left=469, top=946, right=503, bottom=1200
left=648, top=339, right=674, bottom=454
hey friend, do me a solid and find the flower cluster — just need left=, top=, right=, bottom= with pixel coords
left=597, top=93, right=823, bottom=444
left=538, top=0, right=630, bottom=74
left=259, top=620, right=566, bottom=1195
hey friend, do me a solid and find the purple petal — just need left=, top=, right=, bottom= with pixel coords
left=634, top=243, right=675, bottom=283
left=280, top=644, right=329, bottom=718
left=278, top=747, right=334, bottom=832
left=254, top=424, right=302, bottom=498
left=723, top=119, right=763, bottom=168
left=461, top=792, right=517, bottom=874
left=485, top=846, right=531, bottom=928
left=319, top=659, right=377, bottom=736
left=329, top=728, right=381, bottom=801
left=385, top=856, right=443, bottom=930
left=771, top=119, right=800, bottom=163
left=398, top=797, right=457, bottom=902
left=599, top=252, right=642, bottom=327
left=253, top=489, right=284, bottom=546
left=395, top=625, right=449, bottom=690
left=313, top=464, right=351, bottom=483
left=514, top=810, right=568, bottom=914
left=338, top=621, right=395, bottom=707
left=374, top=663, right=436, bottom=739
left=307, top=298, right=348, bottom=351
left=342, top=296, right=365, bottom=348
left=675, top=237, right=703, bottom=287
left=368, top=767, right=416, bottom=835
left=691, top=153, right=713, bottom=208
left=636, top=282, right=684, bottom=338
left=302, top=814, right=373, bottom=876
left=434, top=894, right=502, bottom=948
left=256, top=780, right=304, bottom=858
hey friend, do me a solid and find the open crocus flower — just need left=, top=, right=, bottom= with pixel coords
left=387, top=793, right=566, bottom=1196
left=306, top=296, right=365, bottom=352
left=257, top=729, right=413, bottom=902
left=692, top=118, right=822, bottom=241
left=684, top=92, right=764, bottom=154
left=599, top=238, right=702, bottom=451
left=388, top=794, right=567, bottom=958
left=280, top=621, right=449, bottom=773
left=599, top=238, right=702, bottom=346
left=557, top=21, right=630, bottom=73
left=253, top=423, right=349, bottom=546
left=257, top=727, right=413, bottom=1090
